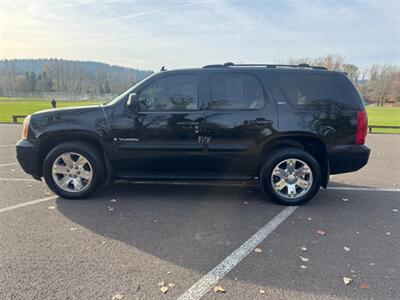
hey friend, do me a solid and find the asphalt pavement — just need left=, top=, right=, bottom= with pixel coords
left=0, top=124, right=399, bottom=300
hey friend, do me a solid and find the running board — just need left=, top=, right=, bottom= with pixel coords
left=113, top=178, right=260, bottom=187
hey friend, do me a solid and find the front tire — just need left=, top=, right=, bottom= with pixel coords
left=260, top=148, right=321, bottom=205
left=43, top=142, right=105, bottom=199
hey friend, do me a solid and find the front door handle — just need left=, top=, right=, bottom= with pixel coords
left=176, top=121, right=199, bottom=128
left=249, top=119, right=272, bottom=127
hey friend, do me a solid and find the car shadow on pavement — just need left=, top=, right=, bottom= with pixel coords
left=54, top=182, right=391, bottom=299
left=56, top=183, right=284, bottom=271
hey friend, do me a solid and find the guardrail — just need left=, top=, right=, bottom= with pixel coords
left=12, top=115, right=27, bottom=124
left=368, top=125, right=400, bottom=133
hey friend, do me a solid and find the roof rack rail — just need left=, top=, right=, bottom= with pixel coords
left=203, top=62, right=327, bottom=70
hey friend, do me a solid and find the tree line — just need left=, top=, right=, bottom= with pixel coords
left=0, top=56, right=399, bottom=105
left=0, top=59, right=153, bottom=99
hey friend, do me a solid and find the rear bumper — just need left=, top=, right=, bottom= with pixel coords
left=328, top=144, right=370, bottom=175
left=16, top=139, right=41, bottom=178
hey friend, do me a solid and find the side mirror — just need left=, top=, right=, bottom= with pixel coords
left=127, top=93, right=138, bottom=111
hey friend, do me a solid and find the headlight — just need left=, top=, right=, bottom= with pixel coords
left=22, top=115, right=31, bottom=140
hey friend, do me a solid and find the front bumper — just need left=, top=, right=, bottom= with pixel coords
left=16, top=139, right=41, bottom=178
left=328, top=144, right=371, bottom=175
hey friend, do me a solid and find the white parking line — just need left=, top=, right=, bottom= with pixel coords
left=327, top=186, right=400, bottom=192
left=0, top=196, right=57, bottom=213
left=0, top=162, right=18, bottom=167
left=0, top=144, right=15, bottom=148
left=0, top=177, right=38, bottom=182
left=177, top=206, right=297, bottom=300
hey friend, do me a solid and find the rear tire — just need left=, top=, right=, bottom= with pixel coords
left=43, top=142, right=105, bottom=199
left=260, top=148, right=321, bottom=205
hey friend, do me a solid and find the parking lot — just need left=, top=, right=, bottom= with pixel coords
left=0, top=123, right=399, bottom=300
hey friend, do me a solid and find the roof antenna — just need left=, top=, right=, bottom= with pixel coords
left=160, top=66, right=166, bottom=71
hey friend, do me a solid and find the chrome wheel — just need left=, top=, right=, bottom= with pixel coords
left=270, top=158, right=313, bottom=199
left=52, top=152, right=93, bottom=193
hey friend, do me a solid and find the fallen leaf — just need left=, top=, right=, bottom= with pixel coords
left=160, top=286, right=169, bottom=294
left=168, top=283, right=175, bottom=288
left=344, top=246, right=350, bottom=252
left=254, top=247, right=262, bottom=253
left=158, top=281, right=166, bottom=287
left=300, top=246, right=307, bottom=252
left=259, top=289, right=266, bottom=294
left=317, top=230, right=326, bottom=236
left=243, top=201, right=249, bottom=205
left=300, top=265, right=307, bottom=269
left=213, top=285, right=226, bottom=293
left=299, top=256, right=309, bottom=262
left=359, top=282, right=369, bottom=289
left=112, top=294, right=124, bottom=300
left=48, top=206, right=56, bottom=210
left=343, top=276, right=352, bottom=285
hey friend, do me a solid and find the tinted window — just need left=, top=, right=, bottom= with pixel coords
left=138, top=74, right=198, bottom=110
left=210, top=73, right=265, bottom=110
left=276, top=73, right=354, bottom=109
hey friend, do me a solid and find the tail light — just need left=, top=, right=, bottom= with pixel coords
left=22, top=115, right=31, bottom=140
left=356, top=111, right=368, bottom=145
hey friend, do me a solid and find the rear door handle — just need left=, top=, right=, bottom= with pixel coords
left=177, top=121, right=200, bottom=133
left=177, top=121, right=198, bottom=128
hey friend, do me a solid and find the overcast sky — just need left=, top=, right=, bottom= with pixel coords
left=1, top=0, right=399, bottom=70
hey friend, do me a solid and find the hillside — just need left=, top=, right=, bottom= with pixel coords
left=0, top=58, right=153, bottom=99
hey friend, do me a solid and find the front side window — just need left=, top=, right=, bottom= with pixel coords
left=209, top=73, right=266, bottom=110
left=276, top=73, right=354, bottom=109
left=138, top=74, right=198, bottom=111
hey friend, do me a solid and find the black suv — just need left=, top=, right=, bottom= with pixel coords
left=16, top=63, right=370, bottom=205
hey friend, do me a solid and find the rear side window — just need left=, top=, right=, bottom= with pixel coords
left=276, top=73, right=356, bottom=109
left=209, top=73, right=266, bottom=110
left=138, top=74, right=198, bottom=111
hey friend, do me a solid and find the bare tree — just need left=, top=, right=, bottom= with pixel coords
left=342, top=63, right=359, bottom=84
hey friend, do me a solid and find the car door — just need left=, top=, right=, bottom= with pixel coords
left=202, top=71, right=277, bottom=177
left=110, top=72, right=207, bottom=177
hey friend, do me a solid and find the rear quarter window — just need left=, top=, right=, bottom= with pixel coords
left=276, top=73, right=359, bottom=110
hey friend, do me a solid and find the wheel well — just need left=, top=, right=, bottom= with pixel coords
left=37, top=133, right=105, bottom=177
left=258, top=136, right=328, bottom=185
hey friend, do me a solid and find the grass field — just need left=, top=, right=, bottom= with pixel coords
left=0, top=98, right=104, bottom=123
left=0, top=98, right=399, bottom=133
left=366, top=106, right=400, bottom=133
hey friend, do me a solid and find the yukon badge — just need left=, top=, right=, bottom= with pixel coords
left=114, top=137, right=139, bottom=142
